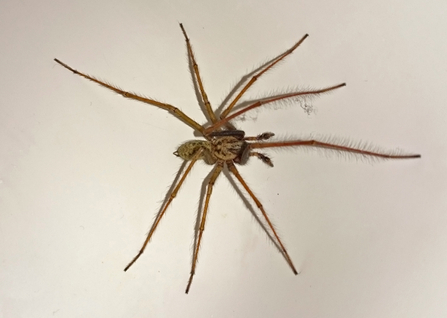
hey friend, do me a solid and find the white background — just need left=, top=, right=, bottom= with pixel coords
left=1, top=0, right=445, bottom=317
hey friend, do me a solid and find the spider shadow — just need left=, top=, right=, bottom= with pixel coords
left=190, top=163, right=286, bottom=272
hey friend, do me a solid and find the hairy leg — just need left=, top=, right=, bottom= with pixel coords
left=54, top=58, right=205, bottom=134
left=220, top=34, right=309, bottom=119
left=250, top=139, right=421, bottom=159
left=227, top=161, right=298, bottom=275
left=205, top=83, right=346, bottom=134
left=179, top=24, right=217, bottom=124
left=185, top=161, right=223, bottom=293
left=124, top=149, right=204, bottom=272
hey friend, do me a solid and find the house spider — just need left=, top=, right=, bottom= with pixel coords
left=54, top=23, right=420, bottom=294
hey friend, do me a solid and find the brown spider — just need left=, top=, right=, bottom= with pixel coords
left=54, top=23, right=420, bottom=294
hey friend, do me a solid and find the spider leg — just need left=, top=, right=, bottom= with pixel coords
left=185, top=161, right=223, bottom=294
left=250, top=139, right=421, bottom=159
left=227, top=161, right=298, bottom=275
left=220, top=34, right=309, bottom=119
left=205, top=83, right=346, bottom=134
left=179, top=23, right=218, bottom=124
left=53, top=58, right=205, bottom=134
left=124, top=148, right=204, bottom=272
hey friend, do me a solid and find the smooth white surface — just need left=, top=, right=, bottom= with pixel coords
left=0, top=0, right=445, bottom=317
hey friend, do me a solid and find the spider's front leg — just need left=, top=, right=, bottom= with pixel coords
left=250, top=138, right=421, bottom=159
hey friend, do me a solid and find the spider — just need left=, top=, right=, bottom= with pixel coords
left=54, top=23, right=420, bottom=294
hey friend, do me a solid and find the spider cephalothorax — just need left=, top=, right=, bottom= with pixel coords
left=54, top=23, right=419, bottom=294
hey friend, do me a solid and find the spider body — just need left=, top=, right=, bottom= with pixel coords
left=175, top=129, right=275, bottom=167
left=175, top=134, right=246, bottom=164
left=54, top=23, right=420, bottom=294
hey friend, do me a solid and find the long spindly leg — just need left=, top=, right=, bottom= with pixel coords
left=227, top=161, right=298, bottom=275
left=124, top=148, right=204, bottom=272
left=179, top=23, right=217, bottom=124
left=219, top=34, right=309, bottom=120
left=53, top=58, right=205, bottom=134
left=205, top=83, right=346, bottom=134
left=185, top=161, right=223, bottom=294
left=250, top=139, right=421, bottom=159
